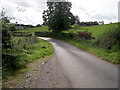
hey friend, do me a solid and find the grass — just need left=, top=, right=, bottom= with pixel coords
left=63, top=23, right=119, bottom=64
left=16, top=26, right=48, bottom=33
left=64, top=23, right=118, bottom=37
left=65, top=39, right=119, bottom=64
left=3, top=35, right=54, bottom=88
left=16, top=23, right=119, bottom=64
left=3, top=36, right=54, bottom=78
left=4, top=23, right=118, bottom=88
left=24, top=38, right=53, bottom=61
left=25, top=38, right=54, bottom=61
left=3, top=55, right=53, bottom=88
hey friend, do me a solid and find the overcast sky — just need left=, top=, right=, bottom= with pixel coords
left=0, top=0, right=119, bottom=25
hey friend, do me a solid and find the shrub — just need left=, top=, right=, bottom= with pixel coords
left=77, top=31, right=93, bottom=39
left=35, top=31, right=51, bottom=37
left=95, top=27, right=120, bottom=50
left=2, top=36, right=38, bottom=77
left=12, top=32, right=33, bottom=37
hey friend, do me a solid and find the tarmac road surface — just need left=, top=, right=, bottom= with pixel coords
left=35, top=37, right=118, bottom=88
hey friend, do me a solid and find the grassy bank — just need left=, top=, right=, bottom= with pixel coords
left=3, top=55, right=53, bottom=88
left=64, top=38, right=119, bottom=64
left=3, top=36, right=54, bottom=78
left=3, top=29, right=54, bottom=87
left=62, top=23, right=119, bottom=64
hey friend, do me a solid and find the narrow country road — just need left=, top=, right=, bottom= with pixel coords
left=35, top=37, right=118, bottom=88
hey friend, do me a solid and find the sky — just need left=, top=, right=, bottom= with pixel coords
left=0, top=0, right=119, bottom=26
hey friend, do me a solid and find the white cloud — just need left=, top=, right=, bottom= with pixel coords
left=0, top=0, right=119, bottom=25
left=70, top=0, right=119, bottom=23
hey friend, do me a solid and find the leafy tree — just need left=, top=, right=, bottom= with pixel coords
left=2, top=17, right=10, bottom=23
left=43, top=1, right=75, bottom=33
left=36, top=24, right=41, bottom=27
left=74, top=15, right=80, bottom=25
left=1, top=8, right=14, bottom=71
left=1, top=8, right=13, bottom=50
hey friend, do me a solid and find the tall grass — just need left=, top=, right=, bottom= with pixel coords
left=95, top=27, right=120, bottom=51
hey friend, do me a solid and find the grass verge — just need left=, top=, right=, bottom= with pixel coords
left=3, top=36, right=54, bottom=88
left=2, top=55, right=53, bottom=88
left=64, top=39, right=119, bottom=64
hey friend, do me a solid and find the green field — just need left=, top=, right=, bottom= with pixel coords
left=17, top=23, right=118, bottom=38
left=16, top=26, right=48, bottom=33
left=17, top=23, right=119, bottom=64
left=64, top=23, right=118, bottom=37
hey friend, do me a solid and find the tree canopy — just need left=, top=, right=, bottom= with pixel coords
left=43, top=1, right=75, bottom=33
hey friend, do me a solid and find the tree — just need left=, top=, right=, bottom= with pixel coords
left=74, top=15, right=80, bottom=25
left=1, top=8, right=15, bottom=70
left=2, top=17, right=10, bottom=23
left=1, top=8, right=13, bottom=49
left=36, top=24, right=41, bottom=27
left=43, top=1, right=75, bottom=33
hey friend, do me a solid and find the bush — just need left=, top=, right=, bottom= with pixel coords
left=35, top=31, right=51, bottom=37
left=12, top=32, right=33, bottom=37
left=77, top=31, right=93, bottom=39
left=2, top=36, right=38, bottom=76
left=95, top=27, right=120, bottom=50
left=51, top=32, right=75, bottom=40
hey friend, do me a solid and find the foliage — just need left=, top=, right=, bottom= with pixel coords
left=95, top=26, right=120, bottom=50
left=35, top=31, right=51, bottom=37
left=36, top=24, right=41, bottom=27
left=1, top=8, right=14, bottom=69
left=16, top=22, right=119, bottom=64
left=1, top=9, right=54, bottom=78
left=77, top=31, right=93, bottom=39
left=79, top=21, right=99, bottom=26
left=16, top=26, right=48, bottom=33
left=3, top=36, right=54, bottom=78
left=74, top=15, right=80, bottom=25
left=43, top=1, right=75, bottom=33
left=66, top=39, right=119, bottom=64
left=12, top=32, right=33, bottom=37
left=54, top=23, right=120, bottom=64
